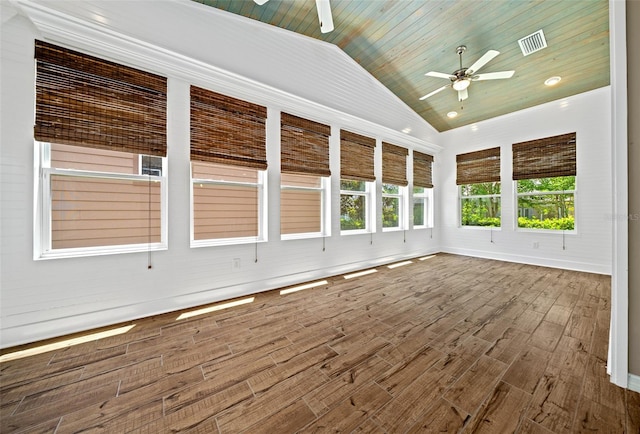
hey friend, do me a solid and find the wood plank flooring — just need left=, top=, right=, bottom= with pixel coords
left=1, top=253, right=639, bottom=433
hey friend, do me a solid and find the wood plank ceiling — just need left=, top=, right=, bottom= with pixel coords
left=195, top=0, right=609, bottom=132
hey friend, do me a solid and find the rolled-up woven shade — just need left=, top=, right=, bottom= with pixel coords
left=382, top=142, right=408, bottom=186
left=281, top=113, right=331, bottom=176
left=340, top=130, right=376, bottom=182
left=190, top=86, right=267, bottom=170
left=512, top=132, right=576, bottom=180
left=34, top=40, right=167, bottom=156
left=413, top=151, right=434, bottom=188
left=456, top=147, right=501, bottom=185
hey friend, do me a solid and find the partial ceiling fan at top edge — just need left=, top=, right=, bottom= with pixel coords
left=254, top=0, right=334, bottom=33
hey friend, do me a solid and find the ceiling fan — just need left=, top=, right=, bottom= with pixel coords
left=253, top=0, right=334, bottom=33
left=420, top=45, right=514, bottom=102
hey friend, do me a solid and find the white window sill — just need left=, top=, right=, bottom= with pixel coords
left=340, top=229, right=372, bottom=236
left=382, top=227, right=404, bottom=232
left=36, top=243, right=168, bottom=260
left=515, top=228, right=577, bottom=235
left=281, top=232, right=328, bottom=241
left=459, top=225, right=502, bottom=231
left=191, top=237, right=267, bottom=248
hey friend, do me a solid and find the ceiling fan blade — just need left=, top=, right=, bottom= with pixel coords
left=419, top=85, right=450, bottom=100
left=467, top=50, right=500, bottom=74
left=425, top=71, right=455, bottom=80
left=473, top=71, right=515, bottom=80
left=316, top=0, right=334, bottom=33
left=253, top=0, right=269, bottom=4
left=458, top=88, right=468, bottom=101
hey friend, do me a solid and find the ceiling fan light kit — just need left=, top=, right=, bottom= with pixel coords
left=420, top=44, right=515, bottom=104
left=452, top=78, right=470, bottom=91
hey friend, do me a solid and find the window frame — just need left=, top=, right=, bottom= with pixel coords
left=514, top=176, right=577, bottom=233
left=190, top=164, right=267, bottom=247
left=339, top=179, right=375, bottom=234
left=35, top=141, right=168, bottom=260
left=459, top=182, right=502, bottom=229
left=280, top=174, right=331, bottom=240
left=382, top=183, right=406, bottom=231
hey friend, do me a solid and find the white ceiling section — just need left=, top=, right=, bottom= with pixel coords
left=12, top=0, right=440, bottom=147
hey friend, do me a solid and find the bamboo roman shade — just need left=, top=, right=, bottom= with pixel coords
left=413, top=151, right=434, bottom=188
left=382, top=142, right=408, bottom=186
left=340, top=130, right=376, bottom=182
left=190, top=86, right=268, bottom=170
left=34, top=40, right=167, bottom=156
left=512, top=132, right=576, bottom=180
left=281, top=113, right=331, bottom=176
left=456, top=147, right=501, bottom=185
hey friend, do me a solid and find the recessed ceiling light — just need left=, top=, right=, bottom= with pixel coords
left=447, top=111, right=458, bottom=118
left=402, top=127, right=412, bottom=134
left=544, top=76, right=562, bottom=86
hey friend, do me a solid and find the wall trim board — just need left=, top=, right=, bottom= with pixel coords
left=608, top=0, right=629, bottom=389
left=0, top=249, right=439, bottom=349
left=440, top=247, right=612, bottom=276
left=628, top=374, right=640, bottom=393
left=13, top=0, right=440, bottom=155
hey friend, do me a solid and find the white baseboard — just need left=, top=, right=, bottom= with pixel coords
left=628, top=374, right=640, bottom=393
left=440, top=247, right=611, bottom=275
left=0, top=249, right=438, bottom=349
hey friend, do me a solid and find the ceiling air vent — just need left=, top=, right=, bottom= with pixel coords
left=518, top=29, right=547, bottom=56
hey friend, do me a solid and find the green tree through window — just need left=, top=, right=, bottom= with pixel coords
left=517, top=176, right=575, bottom=230
left=460, top=182, right=501, bottom=227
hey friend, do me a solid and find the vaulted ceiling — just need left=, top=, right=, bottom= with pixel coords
left=196, top=0, right=610, bottom=132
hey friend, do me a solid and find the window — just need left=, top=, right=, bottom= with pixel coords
left=516, top=177, right=575, bottom=230
left=341, top=180, right=372, bottom=231
left=460, top=182, right=501, bottom=227
left=281, top=173, right=327, bottom=236
left=382, top=143, right=408, bottom=231
left=413, top=187, right=431, bottom=227
left=141, top=156, right=163, bottom=176
left=382, top=183, right=405, bottom=229
left=456, top=147, right=501, bottom=228
left=340, top=130, right=376, bottom=233
left=281, top=113, right=331, bottom=239
left=413, top=151, right=434, bottom=228
left=513, top=132, right=577, bottom=231
left=37, top=143, right=167, bottom=255
left=190, top=86, right=268, bottom=245
left=33, top=41, right=167, bottom=258
left=192, top=163, right=265, bottom=243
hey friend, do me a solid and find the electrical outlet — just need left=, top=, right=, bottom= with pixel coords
left=232, top=258, right=241, bottom=270
left=533, top=242, right=539, bottom=249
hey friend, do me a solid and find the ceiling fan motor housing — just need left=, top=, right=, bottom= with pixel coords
left=453, top=68, right=469, bottom=81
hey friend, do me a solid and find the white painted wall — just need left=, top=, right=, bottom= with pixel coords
left=438, top=87, right=612, bottom=274
left=0, top=3, right=440, bottom=348
left=0, top=0, right=614, bottom=350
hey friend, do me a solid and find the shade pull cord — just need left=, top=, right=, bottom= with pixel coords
left=255, top=240, right=259, bottom=263
left=322, top=236, right=326, bottom=252
left=147, top=172, right=152, bottom=270
left=562, top=189, right=566, bottom=250
left=370, top=232, right=373, bottom=245
left=430, top=227, right=433, bottom=239
left=403, top=230, right=406, bottom=243
left=490, top=227, right=494, bottom=244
